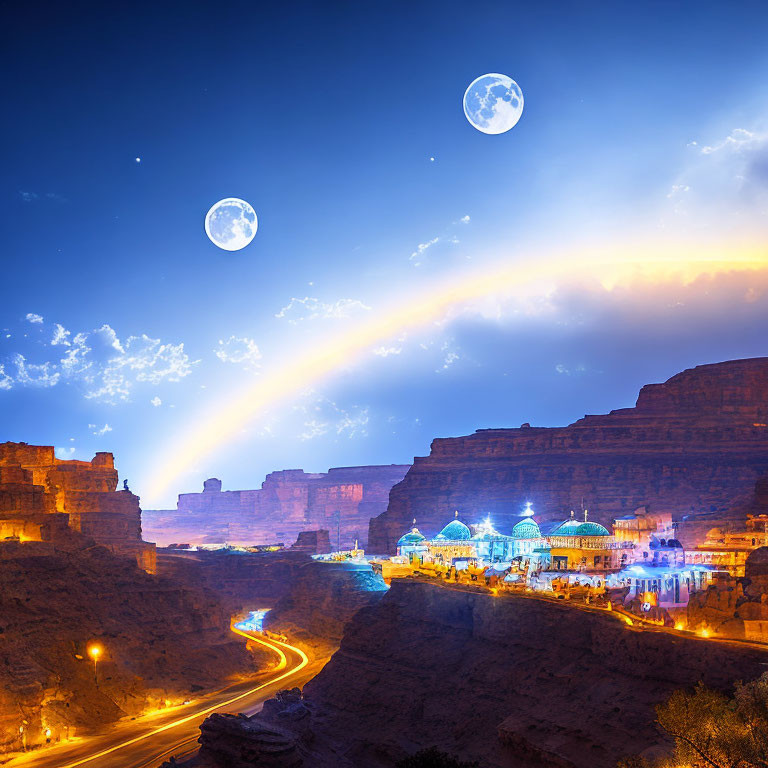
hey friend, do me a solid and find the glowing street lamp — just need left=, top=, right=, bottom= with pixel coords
left=87, top=643, right=103, bottom=684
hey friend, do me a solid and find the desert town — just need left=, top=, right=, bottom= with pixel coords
left=372, top=502, right=768, bottom=641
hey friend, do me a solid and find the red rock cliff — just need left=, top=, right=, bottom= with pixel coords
left=143, top=464, right=410, bottom=550
left=369, top=358, right=768, bottom=553
left=0, top=442, right=155, bottom=572
left=301, top=580, right=768, bottom=767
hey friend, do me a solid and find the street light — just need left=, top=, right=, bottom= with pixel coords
left=87, top=643, right=103, bottom=684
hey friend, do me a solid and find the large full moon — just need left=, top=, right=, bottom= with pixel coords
left=205, top=198, right=258, bottom=251
left=463, top=73, right=524, bottom=135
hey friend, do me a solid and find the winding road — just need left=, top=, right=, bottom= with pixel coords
left=5, top=629, right=323, bottom=768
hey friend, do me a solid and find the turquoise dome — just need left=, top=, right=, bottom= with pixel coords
left=438, top=519, right=471, bottom=540
left=552, top=518, right=582, bottom=535
left=574, top=522, right=610, bottom=536
left=397, top=527, right=426, bottom=546
left=512, top=518, right=541, bottom=539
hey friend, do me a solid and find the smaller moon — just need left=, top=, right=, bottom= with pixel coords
left=463, top=73, right=524, bottom=135
left=205, top=198, right=258, bottom=251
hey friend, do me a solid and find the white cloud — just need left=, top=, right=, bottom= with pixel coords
left=0, top=364, right=12, bottom=391
left=409, top=237, right=440, bottom=266
left=84, top=333, right=195, bottom=401
left=13, top=354, right=60, bottom=387
left=89, top=423, right=113, bottom=436
left=409, top=216, right=468, bottom=266
left=555, top=363, right=587, bottom=375
left=275, top=297, right=371, bottom=323
left=299, top=419, right=329, bottom=440
left=51, top=323, right=71, bottom=346
left=0, top=320, right=195, bottom=403
left=214, top=336, right=261, bottom=369
left=296, top=394, right=370, bottom=440
left=700, top=128, right=761, bottom=155
left=25, top=313, right=43, bottom=324
left=373, top=346, right=402, bottom=357
left=94, top=323, right=125, bottom=353
left=55, top=446, right=76, bottom=457
left=150, top=396, right=162, bottom=407
left=334, top=406, right=369, bottom=437
left=664, top=126, right=768, bottom=227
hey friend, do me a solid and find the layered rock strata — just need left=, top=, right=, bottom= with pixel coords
left=143, top=465, right=410, bottom=550
left=370, top=358, right=768, bottom=552
left=264, top=561, right=389, bottom=651
left=0, top=536, right=259, bottom=753
left=176, top=579, right=768, bottom=768
left=0, top=442, right=155, bottom=571
left=156, top=549, right=312, bottom=617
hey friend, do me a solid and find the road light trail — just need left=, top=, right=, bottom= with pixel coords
left=55, top=632, right=309, bottom=768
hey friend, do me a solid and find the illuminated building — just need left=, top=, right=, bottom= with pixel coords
left=547, top=511, right=631, bottom=571
left=396, top=521, right=428, bottom=559
left=612, top=506, right=675, bottom=560
left=425, top=512, right=476, bottom=563
left=471, top=516, right=514, bottom=562
left=685, top=517, right=768, bottom=576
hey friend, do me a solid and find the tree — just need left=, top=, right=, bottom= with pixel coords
left=618, top=672, right=768, bottom=768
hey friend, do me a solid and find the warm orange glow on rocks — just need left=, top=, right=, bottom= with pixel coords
left=0, top=442, right=155, bottom=573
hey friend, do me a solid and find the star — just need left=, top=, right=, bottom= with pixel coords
left=135, top=157, right=141, bottom=163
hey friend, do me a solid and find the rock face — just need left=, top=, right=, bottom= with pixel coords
left=295, top=580, right=768, bottom=767
left=290, top=529, right=332, bottom=554
left=0, top=536, right=258, bottom=753
left=265, top=561, right=389, bottom=650
left=0, top=442, right=155, bottom=572
left=369, top=358, right=768, bottom=553
left=143, top=465, right=410, bottom=550
left=155, top=549, right=312, bottom=617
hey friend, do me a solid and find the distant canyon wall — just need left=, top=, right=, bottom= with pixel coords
left=369, top=358, right=768, bottom=553
left=143, top=465, right=410, bottom=550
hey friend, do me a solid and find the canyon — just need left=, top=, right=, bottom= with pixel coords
left=143, top=465, right=410, bottom=550
left=0, top=443, right=262, bottom=754
left=369, top=358, right=768, bottom=553
left=264, top=560, right=389, bottom=653
left=181, top=578, right=768, bottom=768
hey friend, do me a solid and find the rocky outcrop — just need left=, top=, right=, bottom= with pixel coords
left=156, top=549, right=312, bottom=617
left=369, top=358, right=768, bottom=553
left=685, top=547, right=768, bottom=641
left=307, top=580, right=768, bottom=766
left=0, top=536, right=260, bottom=753
left=143, top=465, right=410, bottom=551
left=264, top=561, right=388, bottom=651
left=0, top=442, right=155, bottom=572
left=180, top=580, right=768, bottom=768
left=290, top=529, right=331, bottom=554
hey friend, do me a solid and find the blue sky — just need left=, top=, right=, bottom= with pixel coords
left=2, top=1, right=768, bottom=507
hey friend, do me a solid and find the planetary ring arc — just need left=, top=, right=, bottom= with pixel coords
left=144, top=243, right=768, bottom=503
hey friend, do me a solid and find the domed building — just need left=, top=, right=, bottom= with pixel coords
left=548, top=510, right=629, bottom=571
left=509, top=502, right=548, bottom=563
left=426, top=511, right=477, bottom=563
left=396, top=521, right=428, bottom=559
left=436, top=516, right=472, bottom=541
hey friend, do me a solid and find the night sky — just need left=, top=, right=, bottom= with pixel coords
left=2, top=1, right=768, bottom=507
